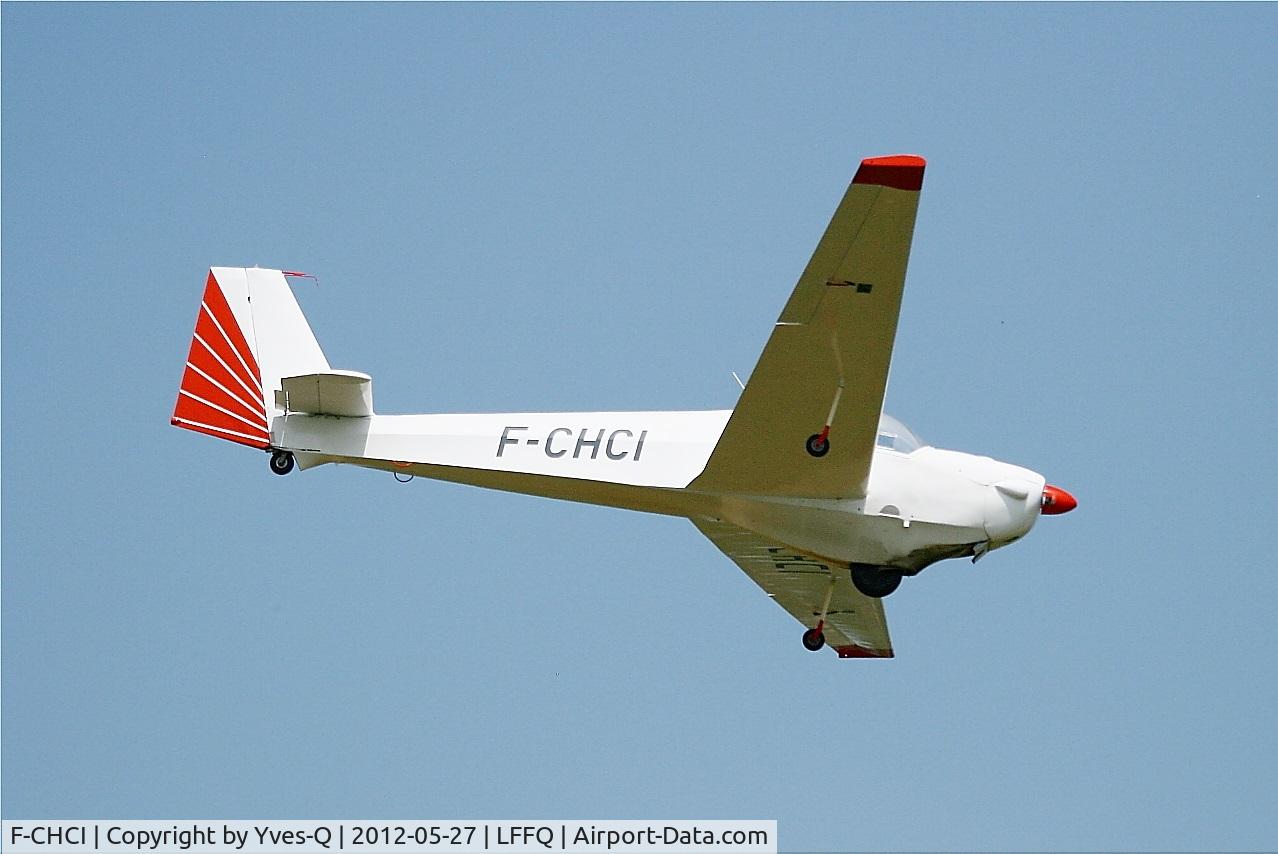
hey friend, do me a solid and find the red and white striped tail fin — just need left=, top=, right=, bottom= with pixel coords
left=171, top=267, right=329, bottom=449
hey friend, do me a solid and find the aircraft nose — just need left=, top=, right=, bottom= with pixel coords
left=1041, top=484, right=1078, bottom=515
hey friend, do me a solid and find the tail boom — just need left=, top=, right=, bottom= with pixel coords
left=275, top=410, right=731, bottom=491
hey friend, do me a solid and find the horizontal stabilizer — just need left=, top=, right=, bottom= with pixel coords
left=277, top=371, right=373, bottom=417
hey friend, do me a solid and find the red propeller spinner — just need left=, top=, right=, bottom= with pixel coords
left=1041, top=485, right=1078, bottom=515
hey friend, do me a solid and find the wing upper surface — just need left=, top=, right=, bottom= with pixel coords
left=692, top=517, right=893, bottom=658
left=691, top=156, right=925, bottom=500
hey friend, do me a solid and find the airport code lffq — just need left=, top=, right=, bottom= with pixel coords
left=2, top=821, right=777, bottom=854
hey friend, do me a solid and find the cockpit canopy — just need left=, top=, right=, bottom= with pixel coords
left=877, top=414, right=926, bottom=454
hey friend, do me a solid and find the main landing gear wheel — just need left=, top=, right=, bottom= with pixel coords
left=849, top=564, right=903, bottom=598
left=805, top=433, right=830, bottom=457
left=802, top=628, right=826, bottom=651
left=269, top=450, right=295, bottom=476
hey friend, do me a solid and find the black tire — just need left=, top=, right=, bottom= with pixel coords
left=269, top=450, right=295, bottom=476
left=802, top=628, right=826, bottom=652
left=849, top=564, right=903, bottom=598
left=805, top=433, right=830, bottom=457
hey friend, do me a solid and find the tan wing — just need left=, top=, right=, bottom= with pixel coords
left=692, top=155, right=925, bottom=500
left=692, top=517, right=893, bottom=658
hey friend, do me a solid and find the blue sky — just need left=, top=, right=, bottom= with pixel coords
left=3, top=3, right=1276, bottom=850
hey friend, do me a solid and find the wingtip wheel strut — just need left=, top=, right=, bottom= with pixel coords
left=806, top=381, right=844, bottom=458
left=269, top=450, right=295, bottom=476
left=802, top=582, right=835, bottom=651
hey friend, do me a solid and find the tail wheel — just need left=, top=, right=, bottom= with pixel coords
left=849, top=564, right=903, bottom=598
left=802, top=628, right=826, bottom=651
left=269, top=450, right=295, bottom=476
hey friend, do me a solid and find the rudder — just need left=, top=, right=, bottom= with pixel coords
left=171, top=267, right=330, bottom=448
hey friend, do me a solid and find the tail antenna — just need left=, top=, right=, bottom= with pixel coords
left=282, top=270, right=320, bottom=286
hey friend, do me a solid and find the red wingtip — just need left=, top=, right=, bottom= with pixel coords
left=1041, top=485, right=1078, bottom=515
left=853, top=154, right=926, bottom=191
left=835, top=644, right=895, bottom=659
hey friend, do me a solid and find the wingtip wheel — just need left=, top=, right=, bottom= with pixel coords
left=269, top=450, right=295, bottom=476
left=805, top=431, right=830, bottom=458
left=802, top=627, right=826, bottom=652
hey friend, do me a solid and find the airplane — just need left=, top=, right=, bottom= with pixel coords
left=171, top=154, right=1076, bottom=659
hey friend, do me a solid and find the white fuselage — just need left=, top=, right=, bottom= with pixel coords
left=277, top=409, right=1045, bottom=575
